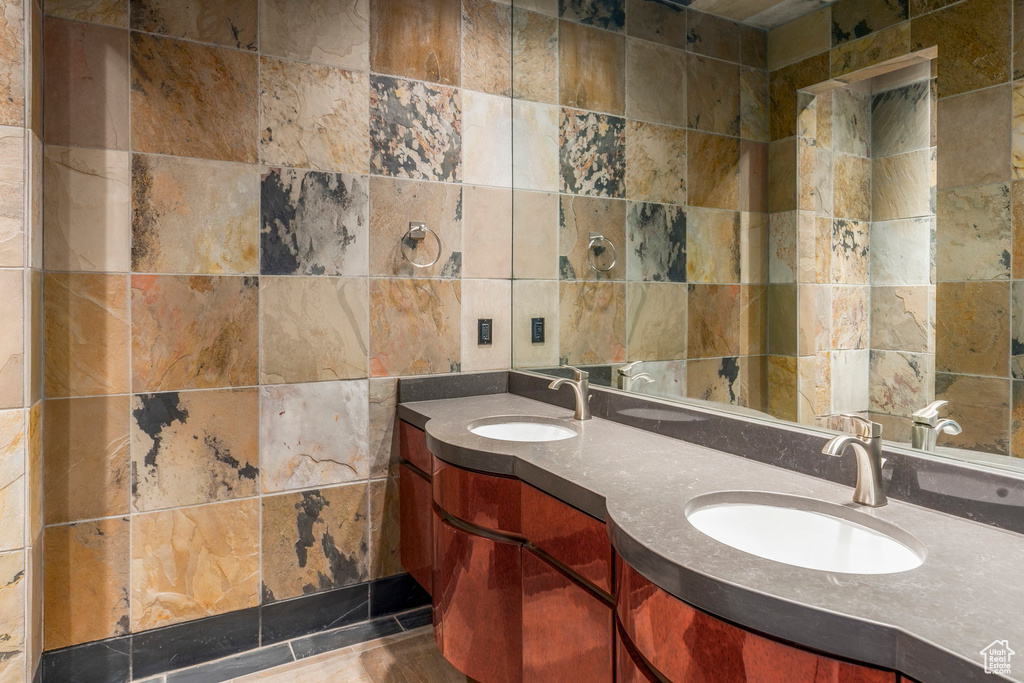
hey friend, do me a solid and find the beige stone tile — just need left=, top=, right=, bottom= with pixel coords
left=686, top=10, right=739, bottom=62
left=937, top=85, right=1010, bottom=190
left=369, top=279, right=461, bottom=376
left=462, top=90, right=512, bottom=188
left=797, top=284, right=830, bottom=356
left=512, top=279, right=559, bottom=367
left=768, top=211, right=796, bottom=283
left=832, top=0, right=907, bottom=45
left=796, top=138, right=831, bottom=216
left=262, top=483, right=368, bottom=603
left=870, top=217, right=933, bottom=286
left=831, top=87, right=870, bottom=157
left=461, top=279, right=511, bottom=372
left=516, top=0, right=556, bottom=15
left=234, top=648, right=371, bottom=683
left=0, top=550, right=24, bottom=680
left=512, top=100, right=559, bottom=192
left=130, top=275, right=258, bottom=392
left=936, top=281, right=1009, bottom=377
left=626, top=282, right=686, bottom=361
left=833, top=154, right=871, bottom=221
left=132, top=154, right=259, bottom=274
left=830, top=219, right=869, bottom=285
left=131, top=500, right=258, bottom=631
left=767, top=137, right=796, bottom=213
left=260, top=57, right=369, bottom=174
left=44, top=272, right=128, bottom=397
left=369, top=177, right=462, bottom=278
left=872, top=80, right=930, bottom=158
left=369, top=74, right=462, bottom=179
left=872, top=149, right=933, bottom=222
left=687, top=207, right=739, bottom=284
left=626, top=39, right=686, bottom=127
left=131, top=388, right=258, bottom=512
left=688, top=55, right=739, bottom=136
left=766, top=5, right=829, bottom=70
left=131, top=33, right=258, bottom=162
left=43, top=0, right=128, bottom=27
left=44, top=518, right=128, bottom=649
left=260, top=276, right=368, bottom=384
left=767, top=283, right=796, bottom=356
left=624, top=120, right=686, bottom=206
left=830, top=348, right=869, bottom=413
left=0, top=411, right=23, bottom=552
left=0, top=155, right=23, bottom=269
left=370, top=0, right=460, bottom=86
left=260, top=169, right=369, bottom=277
left=626, top=0, right=686, bottom=50
left=768, top=53, right=829, bottom=141
left=767, top=355, right=797, bottom=422
left=935, top=183, right=1011, bottom=282
left=43, top=17, right=128, bottom=148
left=512, top=190, right=558, bottom=279
left=559, top=195, right=625, bottom=281
left=1014, top=180, right=1024, bottom=279
left=357, top=630, right=472, bottom=682
left=688, top=356, right=765, bottom=411
left=739, top=22, right=767, bottom=70
left=259, top=0, right=369, bottom=71
left=43, top=396, right=128, bottom=524
left=0, top=270, right=24, bottom=410
left=625, top=201, right=685, bottom=283
left=512, top=7, right=557, bottom=104
left=739, top=284, right=766, bottom=356
left=830, top=285, right=869, bottom=350
left=936, top=373, right=1010, bottom=454
left=911, top=0, right=1009, bottom=98
left=1012, top=380, right=1024, bottom=456
left=688, top=284, right=741, bottom=359
left=43, top=146, right=130, bottom=272
left=739, top=212, right=767, bottom=284
left=830, top=22, right=910, bottom=79
left=368, top=378, right=398, bottom=479
left=559, top=281, right=625, bottom=365
left=688, top=131, right=739, bottom=210
left=1013, top=80, right=1024, bottom=180
left=463, top=0, right=511, bottom=96
left=26, top=403, right=40, bottom=541
left=131, top=0, right=257, bottom=49
left=871, top=285, right=933, bottom=353
left=558, top=20, right=624, bottom=116
left=463, top=186, right=511, bottom=279
left=796, top=352, right=831, bottom=421
left=1014, top=281, right=1024, bottom=378
left=260, top=380, right=369, bottom=492
left=740, top=68, right=768, bottom=143
left=368, top=477, right=400, bottom=579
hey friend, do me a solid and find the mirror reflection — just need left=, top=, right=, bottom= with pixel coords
left=509, top=0, right=1024, bottom=473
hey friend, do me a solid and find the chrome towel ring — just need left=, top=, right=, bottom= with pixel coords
left=401, top=222, right=441, bottom=269
left=587, top=232, right=616, bottom=272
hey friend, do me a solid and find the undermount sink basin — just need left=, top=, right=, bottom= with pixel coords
left=469, top=416, right=579, bottom=443
left=685, top=491, right=925, bottom=575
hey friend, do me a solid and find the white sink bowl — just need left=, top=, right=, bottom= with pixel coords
left=469, top=416, right=579, bottom=443
left=685, top=492, right=925, bottom=575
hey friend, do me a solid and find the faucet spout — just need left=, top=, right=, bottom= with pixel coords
left=822, top=415, right=887, bottom=507
left=548, top=366, right=591, bottom=420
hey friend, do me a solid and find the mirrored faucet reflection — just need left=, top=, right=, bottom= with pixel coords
left=617, top=361, right=654, bottom=392
left=910, top=401, right=962, bottom=452
left=548, top=365, right=592, bottom=420
left=822, top=414, right=887, bottom=507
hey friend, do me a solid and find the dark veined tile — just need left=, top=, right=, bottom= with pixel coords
left=131, top=608, right=259, bottom=679
left=560, top=0, right=625, bottom=31
left=396, top=606, right=434, bottom=631
left=261, top=584, right=370, bottom=645
left=290, top=617, right=404, bottom=659
left=369, top=574, right=432, bottom=618
left=42, top=636, right=130, bottom=683
left=559, top=108, right=625, bottom=198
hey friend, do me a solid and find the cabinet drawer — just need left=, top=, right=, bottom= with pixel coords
left=399, top=420, right=432, bottom=473
left=433, top=456, right=521, bottom=535
left=398, top=463, right=432, bottom=595
left=521, top=482, right=612, bottom=594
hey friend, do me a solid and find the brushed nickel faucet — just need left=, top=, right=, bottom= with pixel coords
left=822, top=414, right=887, bottom=507
left=548, top=365, right=592, bottom=421
left=910, top=400, right=962, bottom=452
left=617, top=361, right=655, bottom=392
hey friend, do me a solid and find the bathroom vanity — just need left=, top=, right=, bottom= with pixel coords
left=396, top=382, right=1024, bottom=683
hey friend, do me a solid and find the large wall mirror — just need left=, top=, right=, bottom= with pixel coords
left=508, top=0, right=1024, bottom=475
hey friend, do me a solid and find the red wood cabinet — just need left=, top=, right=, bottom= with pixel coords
left=616, top=558, right=896, bottom=683
left=398, top=462, right=432, bottom=594
left=522, top=549, right=613, bottom=682
left=521, top=482, right=612, bottom=595
left=399, top=420, right=432, bottom=473
left=433, top=456, right=521, bottom=535
left=433, top=511, right=523, bottom=683
left=616, top=628, right=660, bottom=683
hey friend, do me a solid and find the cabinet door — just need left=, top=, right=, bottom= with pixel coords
left=522, top=549, right=613, bottom=683
left=399, top=462, right=432, bottom=594
left=433, top=512, right=523, bottom=683
left=616, top=629, right=659, bottom=683
left=399, top=421, right=432, bottom=473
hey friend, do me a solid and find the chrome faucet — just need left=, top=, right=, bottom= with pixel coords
left=822, top=414, right=887, bottom=507
left=548, top=365, right=592, bottom=420
left=617, top=361, right=655, bottom=392
left=910, top=400, right=962, bottom=452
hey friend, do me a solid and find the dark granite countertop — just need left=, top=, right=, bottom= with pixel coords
left=398, top=393, right=1023, bottom=683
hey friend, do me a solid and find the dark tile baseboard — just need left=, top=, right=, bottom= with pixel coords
left=42, top=574, right=430, bottom=683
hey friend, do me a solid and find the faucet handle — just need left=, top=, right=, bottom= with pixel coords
left=911, top=400, right=948, bottom=426
left=617, top=361, right=642, bottom=376
left=840, top=413, right=882, bottom=439
left=560, top=364, right=589, bottom=381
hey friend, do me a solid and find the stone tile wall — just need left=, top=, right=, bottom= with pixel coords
left=510, top=0, right=770, bottom=412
